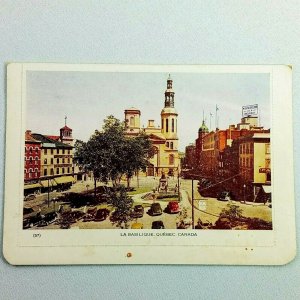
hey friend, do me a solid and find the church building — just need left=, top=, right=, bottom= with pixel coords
left=124, top=75, right=180, bottom=177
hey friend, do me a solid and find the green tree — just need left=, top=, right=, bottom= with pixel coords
left=74, top=115, right=153, bottom=195
left=122, top=132, right=152, bottom=188
left=109, top=185, right=134, bottom=228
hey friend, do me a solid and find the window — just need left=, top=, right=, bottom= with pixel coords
left=63, top=149, right=65, bottom=154
left=44, top=169, right=47, bottom=176
left=44, top=158, right=47, bottom=164
left=30, top=157, right=33, bottom=164
left=56, top=168, right=59, bottom=175
left=161, top=119, right=164, bottom=129
left=170, top=142, right=173, bottom=149
left=51, top=158, right=53, bottom=164
left=68, top=158, right=70, bottom=163
left=172, top=119, right=174, bottom=132
left=166, top=119, right=169, bottom=132
left=62, top=158, right=65, bottom=163
left=44, top=149, right=47, bottom=155
left=51, top=149, right=53, bottom=154
left=57, top=158, right=59, bottom=164
left=68, top=150, right=70, bottom=154
left=67, top=167, right=70, bottom=173
left=50, top=169, right=54, bottom=175
left=130, top=117, right=134, bottom=127
left=166, top=142, right=169, bottom=148
left=62, top=168, right=65, bottom=174
left=29, top=147, right=33, bottom=154
left=169, top=154, right=174, bottom=165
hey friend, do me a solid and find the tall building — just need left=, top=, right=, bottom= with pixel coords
left=124, top=75, right=180, bottom=176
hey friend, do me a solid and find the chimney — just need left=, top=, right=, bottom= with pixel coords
left=25, top=130, right=32, bottom=140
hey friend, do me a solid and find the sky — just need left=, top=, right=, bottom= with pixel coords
left=26, top=71, right=270, bottom=151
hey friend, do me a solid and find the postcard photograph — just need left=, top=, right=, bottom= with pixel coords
left=22, top=69, right=272, bottom=232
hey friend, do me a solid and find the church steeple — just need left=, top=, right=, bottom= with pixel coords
left=164, top=74, right=175, bottom=108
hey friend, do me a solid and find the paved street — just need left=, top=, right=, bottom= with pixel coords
left=24, top=176, right=272, bottom=230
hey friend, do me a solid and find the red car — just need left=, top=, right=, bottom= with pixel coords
left=167, top=201, right=180, bottom=214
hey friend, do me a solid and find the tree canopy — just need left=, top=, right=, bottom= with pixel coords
left=74, top=115, right=153, bottom=188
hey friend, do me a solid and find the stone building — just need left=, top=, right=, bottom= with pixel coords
left=124, top=75, right=180, bottom=176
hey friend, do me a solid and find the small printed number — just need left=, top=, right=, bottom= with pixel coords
left=33, top=233, right=41, bottom=238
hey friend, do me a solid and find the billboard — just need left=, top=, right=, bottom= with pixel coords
left=242, top=104, right=258, bottom=117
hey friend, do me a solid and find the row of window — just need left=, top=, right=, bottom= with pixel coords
left=239, top=143, right=254, bottom=155
left=25, top=168, right=39, bottom=173
left=43, top=158, right=72, bottom=165
left=25, top=156, right=39, bottom=161
left=240, top=157, right=254, bottom=168
left=25, top=173, right=38, bottom=179
left=43, top=148, right=71, bottom=155
left=166, top=142, right=174, bottom=149
left=43, top=167, right=73, bottom=176
left=25, top=146, right=39, bottom=154
left=162, top=118, right=176, bottom=133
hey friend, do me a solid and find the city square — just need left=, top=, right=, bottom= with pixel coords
left=23, top=72, right=272, bottom=230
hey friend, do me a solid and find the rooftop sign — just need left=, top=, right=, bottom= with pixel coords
left=242, top=104, right=258, bottom=117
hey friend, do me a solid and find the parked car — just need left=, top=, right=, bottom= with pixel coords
left=217, top=191, right=234, bottom=201
left=94, top=208, right=110, bottom=222
left=24, top=194, right=36, bottom=201
left=176, top=218, right=192, bottom=229
left=23, top=211, right=42, bottom=229
left=152, top=221, right=165, bottom=229
left=166, top=201, right=180, bottom=214
left=148, top=203, right=163, bottom=216
left=131, top=222, right=143, bottom=229
left=83, top=207, right=98, bottom=222
left=131, top=205, right=144, bottom=218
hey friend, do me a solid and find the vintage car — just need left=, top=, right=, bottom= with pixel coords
left=217, top=191, right=234, bottom=201
left=94, top=208, right=110, bottom=222
left=130, top=205, right=144, bottom=218
left=83, top=207, right=98, bottom=222
left=151, top=220, right=165, bottom=229
left=131, top=222, right=143, bottom=229
left=148, top=203, right=163, bottom=216
left=166, top=201, right=180, bottom=214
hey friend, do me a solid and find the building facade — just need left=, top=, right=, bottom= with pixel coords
left=124, top=75, right=180, bottom=176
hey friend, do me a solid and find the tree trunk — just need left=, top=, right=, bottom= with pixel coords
left=127, top=175, right=130, bottom=189
left=94, top=177, right=97, bottom=199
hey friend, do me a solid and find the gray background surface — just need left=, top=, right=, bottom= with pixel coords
left=0, top=1, right=299, bottom=299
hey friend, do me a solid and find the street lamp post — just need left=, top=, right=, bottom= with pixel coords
left=47, top=177, right=50, bottom=208
left=191, top=178, right=194, bottom=229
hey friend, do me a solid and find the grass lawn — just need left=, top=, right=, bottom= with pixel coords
left=128, top=187, right=153, bottom=195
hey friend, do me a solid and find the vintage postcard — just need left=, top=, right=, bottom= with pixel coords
left=3, top=64, right=296, bottom=265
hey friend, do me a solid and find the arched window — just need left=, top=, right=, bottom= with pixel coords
left=169, top=154, right=174, bottom=165
left=161, top=119, right=164, bottom=129
left=172, top=119, right=174, bottom=132
left=50, top=169, right=54, bottom=175
left=170, top=142, right=173, bottom=149
left=130, top=116, right=134, bottom=127
left=166, top=142, right=169, bottom=148
left=56, top=168, right=59, bottom=175
left=166, top=119, right=169, bottom=132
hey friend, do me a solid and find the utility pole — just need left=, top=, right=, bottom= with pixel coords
left=192, top=179, right=194, bottom=229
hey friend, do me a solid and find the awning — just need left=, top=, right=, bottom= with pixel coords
left=54, top=176, right=75, bottom=184
left=40, top=179, right=57, bottom=188
left=262, top=185, right=272, bottom=193
left=24, top=183, right=42, bottom=190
